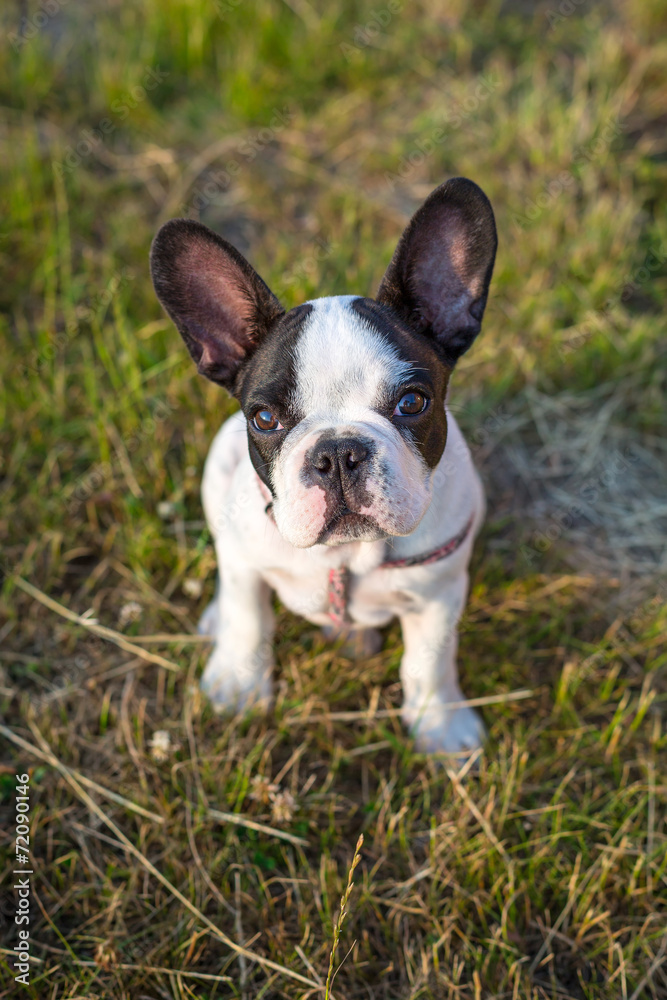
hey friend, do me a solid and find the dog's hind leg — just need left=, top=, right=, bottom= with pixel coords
left=321, top=624, right=384, bottom=659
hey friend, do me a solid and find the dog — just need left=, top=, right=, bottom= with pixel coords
left=150, top=177, right=497, bottom=753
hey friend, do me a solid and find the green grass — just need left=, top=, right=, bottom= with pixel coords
left=1, top=0, right=666, bottom=997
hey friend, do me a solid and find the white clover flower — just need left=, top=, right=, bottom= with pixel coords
left=157, top=500, right=177, bottom=520
left=118, top=601, right=142, bottom=627
left=183, top=578, right=203, bottom=598
left=270, top=790, right=296, bottom=824
left=148, top=729, right=177, bottom=762
left=249, top=774, right=279, bottom=805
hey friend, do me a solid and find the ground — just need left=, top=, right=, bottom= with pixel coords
left=0, top=0, right=666, bottom=997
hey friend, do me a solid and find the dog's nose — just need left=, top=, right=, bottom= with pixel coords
left=309, top=437, right=370, bottom=479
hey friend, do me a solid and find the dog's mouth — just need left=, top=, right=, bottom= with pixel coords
left=316, top=507, right=387, bottom=545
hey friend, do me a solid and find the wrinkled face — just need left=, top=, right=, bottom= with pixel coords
left=237, top=297, right=451, bottom=548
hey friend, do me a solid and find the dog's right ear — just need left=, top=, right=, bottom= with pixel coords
left=150, top=219, right=285, bottom=390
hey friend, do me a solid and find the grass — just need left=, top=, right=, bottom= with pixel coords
left=0, top=0, right=666, bottom=996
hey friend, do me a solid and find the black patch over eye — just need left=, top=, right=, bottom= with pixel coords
left=393, top=391, right=429, bottom=416
left=252, top=409, right=284, bottom=431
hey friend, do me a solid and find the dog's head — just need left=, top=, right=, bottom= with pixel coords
left=150, top=178, right=497, bottom=548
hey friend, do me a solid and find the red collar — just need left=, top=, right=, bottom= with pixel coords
left=379, top=514, right=475, bottom=570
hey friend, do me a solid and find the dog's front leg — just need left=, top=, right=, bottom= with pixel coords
left=399, top=573, right=485, bottom=754
left=200, top=565, right=275, bottom=714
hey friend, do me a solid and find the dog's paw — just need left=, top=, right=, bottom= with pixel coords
left=200, top=648, right=273, bottom=714
left=408, top=704, right=486, bottom=755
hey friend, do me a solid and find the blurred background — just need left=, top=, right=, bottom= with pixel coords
left=1, top=1, right=666, bottom=998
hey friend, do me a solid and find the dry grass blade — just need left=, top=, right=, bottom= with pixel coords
left=185, top=802, right=237, bottom=916
left=324, top=833, right=364, bottom=1000
left=85, top=961, right=233, bottom=983
left=159, top=134, right=243, bottom=221
left=298, top=688, right=534, bottom=723
left=120, top=633, right=212, bottom=644
left=445, top=764, right=512, bottom=867
left=0, top=724, right=321, bottom=991
left=208, top=807, right=309, bottom=848
left=528, top=854, right=598, bottom=975
left=628, top=936, right=667, bottom=1000
left=0, top=947, right=234, bottom=983
left=11, top=575, right=182, bottom=672
left=0, top=724, right=164, bottom=824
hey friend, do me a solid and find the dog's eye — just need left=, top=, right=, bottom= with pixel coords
left=394, top=391, right=428, bottom=416
left=252, top=409, right=284, bottom=432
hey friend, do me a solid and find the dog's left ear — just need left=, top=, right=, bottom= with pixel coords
left=150, top=219, right=285, bottom=390
left=377, top=177, right=497, bottom=366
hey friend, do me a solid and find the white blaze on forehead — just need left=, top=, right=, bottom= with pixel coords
left=292, top=296, right=414, bottom=416
left=271, top=296, right=435, bottom=549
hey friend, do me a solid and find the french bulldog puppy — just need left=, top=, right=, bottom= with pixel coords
left=150, top=177, right=497, bottom=752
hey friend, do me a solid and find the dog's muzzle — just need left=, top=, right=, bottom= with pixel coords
left=299, top=433, right=381, bottom=543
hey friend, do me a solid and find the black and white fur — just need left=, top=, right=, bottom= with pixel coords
left=151, top=178, right=497, bottom=753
